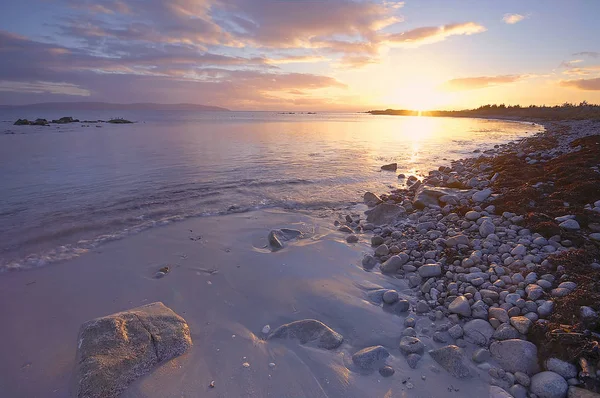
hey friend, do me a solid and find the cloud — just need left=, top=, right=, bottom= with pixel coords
left=440, top=75, right=524, bottom=91
left=335, top=55, right=378, bottom=68
left=385, top=22, right=486, bottom=47
left=265, top=55, right=327, bottom=65
left=573, top=51, right=600, bottom=58
left=503, top=14, right=526, bottom=24
left=560, top=77, right=600, bottom=90
left=0, top=81, right=91, bottom=96
left=562, top=65, right=600, bottom=76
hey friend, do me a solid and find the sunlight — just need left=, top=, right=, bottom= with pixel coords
left=383, top=79, right=453, bottom=111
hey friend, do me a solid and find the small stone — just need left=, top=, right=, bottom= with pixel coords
left=490, top=339, right=539, bottom=374
left=559, top=219, right=580, bottom=230
left=416, top=300, right=430, bottom=313
left=379, top=365, right=395, bottom=377
left=382, top=290, right=400, bottom=304
left=375, top=244, right=389, bottom=256
left=493, top=324, right=521, bottom=341
left=352, top=345, right=390, bottom=369
left=262, top=325, right=271, bottom=334
left=406, top=353, right=421, bottom=369
left=448, top=324, right=463, bottom=339
left=449, top=296, right=471, bottom=317
left=465, top=211, right=481, bottom=221
left=346, top=234, right=359, bottom=243
left=515, top=372, right=530, bottom=387
left=399, top=336, right=425, bottom=355
left=490, top=386, right=513, bottom=398
left=510, top=316, right=533, bottom=335
left=489, top=308, right=510, bottom=323
left=394, top=300, right=410, bottom=314
left=418, top=264, right=442, bottom=277
left=472, top=189, right=492, bottom=203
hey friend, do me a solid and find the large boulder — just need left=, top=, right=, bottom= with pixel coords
left=268, top=319, right=343, bottom=350
left=530, top=371, right=568, bottom=398
left=428, top=345, right=472, bottom=378
left=76, top=302, right=192, bottom=398
left=365, top=203, right=406, bottom=225
left=490, top=339, right=539, bottom=374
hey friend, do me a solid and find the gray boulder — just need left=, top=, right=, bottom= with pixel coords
left=418, top=264, right=442, bottom=278
left=268, top=319, right=343, bottom=349
left=530, top=371, right=568, bottom=398
left=463, top=319, right=494, bottom=346
left=365, top=203, right=406, bottom=225
left=449, top=296, right=471, bottom=317
left=381, top=163, right=398, bottom=171
left=352, top=345, right=390, bottom=369
left=399, top=336, right=425, bottom=355
left=76, top=302, right=192, bottom=398
left=479, top=220, right=496, bottom=238
left=380, top=254, right=409, bottom=273
left=364, top=192, right=382, bottom=207
left=545, top=358, right=578, bottom=380
left=490, top=339, right=539, bottom=374
left=428, top=345, right=472, bottom=378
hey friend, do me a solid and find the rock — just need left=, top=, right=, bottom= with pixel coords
left=545, top=358, right=578, bottom=379
left=380, top=254, right=409, bottom=273
left=493, top=324, right=521, bottom=340
left=480, top=220, right=496, bottom=238
left=448, top=324, right=463, bottom=339
left=416, top=300, right=429, bottom=313
left=428, top=345, right=472, bottom=378
left=352, top=345, right=390, bottom=369
left=381, top=163, right=398, bottom=171
left=406, top=353, right=421, bottom=369
left=365, top=203, right=406, bottom=225
left=510, top=384, right=529, bottom=398
left=515, top=371, right=531, bottom=387
left=268, top=230, right=284, bottom=250
left=465, top=211, right=481, bottom=221
left=510, top=316, right=533, bottom=335
left=394, top=300, right=410, bottom=314
left=472, top=189, right=492, bottom=203
left=375, top=244, right=390, bottom=256
left=463, top=319, right=494, bottom=346
left=14, top=118, right=31, bottom=125
left=338, top=225, right=353, bottom=233
left=537, top=301, right=554, bottom=318
left=399, top=336, right=425, bottom=355
left=418, top=264, right=442, bottom=278
left=489, top=308, right=510, bottom=323
left=52, top=116, right=79, bottom=124
left=551, top=288, right=570, bottom=297
left=362, top=254, right=377, bottom=270
left=472, top=348, right=490, bottom=363
left=413, top=187, right=447, bottom=209
left=490, top=386, right=514, bottom=398
left=568, top=387, right=600, bottom=397
left=364, top=192, right=382, bottom=207
left=379, top=365, right=395, bottom=377
left=445, top=234, right=470, bottom=247
left=527, top=284, right=544, bottom=300
left=490, top=339, right=539, bottom=374
left=371, top=236, right=384, bottom=246
left=449, top=296, right=471, bottom=317
left=511, top=244, right=527, bottom=256
left=382, top=290, right=399, bottom=304
left=346, top=234, right=359, bottom=243
left=268, top=319, right=343, bottom=349
left=559, top=220, right=580, bottom=230
left=76, top=302, right=192, bottom=398
left=32, top=118, right=49, bottom=126
left=531, top=371, right=568, bottom=398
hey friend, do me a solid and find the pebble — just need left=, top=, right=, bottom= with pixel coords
left=379, top=365, right=395, bottom=377
left=382, top=289, right=400, bottom=304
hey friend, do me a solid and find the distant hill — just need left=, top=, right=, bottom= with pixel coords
left=0, top=102, right=230, bottom=111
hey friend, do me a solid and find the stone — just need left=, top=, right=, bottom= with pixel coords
left=490, top=386, right=513, bottom=398
left=551, top=288, right=571, bottom=297
left=418, top=264, right=442, bottom=278
left=416, top=300, right=429, bottom=313
left=449, top=296, right=471, bottom=317
left=493, top=324, right=521, bottom=340
left=510, top=316, right=533, bottom=335
left=545, top=358, right=578, bottom=379
left=428, top=345, right=472, bottom=378
left=346, top=234, right=359, bottom=243
left=511, top=244, right=527, bottom=256
left=464, top=319, right=494, bottom=346
left=352, top=345, right=390, bottom=369
left=375, top=244, right=390, bottom=256
left=365, top=203, right=406, bottom=225
left=448, top=324, right=463, bottom=339
left=399, top=336, right=425, bottom=355
left=413, top=188, right=446, bottom=209
left=558, top=282, right=577, bottom=291
left=489, top=308, right=510, bottom=323
left=531, top=371, right=568, bottom=398
left=472, top=348, right=491, bottom=363
left=490, top=339, right=539, bottom=374
left=362, top=254, right=377, bottom=270
left=268, top=319, right=343, bottom=349
left=465, top=211, right=481, bottom=221
left=381, top=163, right=398, bottom=171
left=445, top=234, right=470, bottom=247
left=268, top=230, right=284, bottom=250
left=394, top=300, right=410, bottom=314
left=406, top=354, right=421, bottom=369
left=76, top=302, right=192, bottom=398
left=526, top=284, right=544, bottom=300
left=380, top=254, right=409, bottom=273
left=510, top=384, right=529, bottom=398
left=371, top=236, right=384, bottom=246
left=472, top=189, right=492, bottom=203
left=559, top=220, right=580, bottom=230
left=364, top=192, right=383, bottom=207
left=379, top=366, right=395, bottom=377
left=382, top=290, right=400, bottom=304
left=480, top=220, right=496, bottom=238
left=515, top=371, right=531, bottom=387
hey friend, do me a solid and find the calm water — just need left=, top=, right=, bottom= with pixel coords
left=0, top=111, right=543, bottom=270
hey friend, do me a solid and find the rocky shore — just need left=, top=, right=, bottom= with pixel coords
left=338, top=119, right=600, bottom=397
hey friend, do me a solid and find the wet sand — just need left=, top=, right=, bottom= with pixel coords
left=0, top=209, right=491, bottom=397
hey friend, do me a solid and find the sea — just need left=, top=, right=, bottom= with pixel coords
left=0, top=110, right=543, bottom=271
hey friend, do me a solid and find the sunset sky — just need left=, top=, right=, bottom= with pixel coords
left=1, top=0, right=600, bottom=110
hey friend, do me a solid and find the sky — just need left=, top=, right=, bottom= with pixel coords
left=1, top=0, right=600, bottom=111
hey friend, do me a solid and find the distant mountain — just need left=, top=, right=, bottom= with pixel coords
left=0, top=102, right=230, bottom=111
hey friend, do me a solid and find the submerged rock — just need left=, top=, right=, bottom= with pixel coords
left=352, top=345, right=390, bottom=369
left=268, top=319, right=343, bottom=350
left=268, top=228, right=302, bottom=250
left=428, top=345, right=472, bottom=378
left=76, top=302, right=192, bottom=398
left=381, top=163, right=398, bottom=171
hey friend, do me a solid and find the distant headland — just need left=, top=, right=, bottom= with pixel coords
left=0, top=102, right=230, bottom=112
left=367, top=102, right=600, bottom=121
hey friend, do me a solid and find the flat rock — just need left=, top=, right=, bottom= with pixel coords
left=490, top=339, right=539, bottom=374
left=268, top=319, right=343, bottom=349
left=76, top=302, right=192, bottom=398
left=428, top=345, right=472, bottom=378
left=352, top=345, right=390, bottom=369
left=531, top=371, right=568, bottom=398
left=463, top=319, right=494, bottom=346
left=445, top=234, right=470, bottom=247
left=365, top=203, right=406, bottom=225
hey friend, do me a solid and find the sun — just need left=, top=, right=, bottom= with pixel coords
left=383, top=79, right=453, bottom=111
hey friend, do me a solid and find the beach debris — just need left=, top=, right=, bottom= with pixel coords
left=262, top=325, right=271, bottom=335
left=209, top=381, right=215, bottom=388
left=154, top=265, right=170, bottom=278
left=269, top=362, right=276, bottom=369
left=267, top=319, right=343, bottom=350
left=76, top=302, right=192, bottom=398
left=242, top=362, right=250, bottom=368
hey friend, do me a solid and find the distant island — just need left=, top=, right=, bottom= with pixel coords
left=0, top=102, right=230, bottom=112
left=368, top=102, right=600, bottom=121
